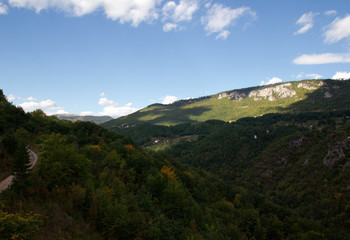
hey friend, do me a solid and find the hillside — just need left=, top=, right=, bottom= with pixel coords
left=113, top=112, right=350, bottom=239
left=55, top=114, right=113, bottom=124
left=2, top=89, right=339, bottom=239
left=102, top=79, right=350, bottom=129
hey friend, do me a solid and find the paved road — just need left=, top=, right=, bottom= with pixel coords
left=0, top=150, right=38, bottom=192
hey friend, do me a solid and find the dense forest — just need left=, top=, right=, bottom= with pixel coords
left=113, top=112, right=350, bottom=239
left=1, top=88, right=350, bottom=239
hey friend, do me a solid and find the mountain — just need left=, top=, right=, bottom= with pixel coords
left=98, top=79, right=350, bottom=239
left=2, top=89, right=337, bottom=239
left=54, top=114, right=113, bottom=124
left=108, top=111, right=350, bottom=239
left=102, top=79, right=350, bottom=129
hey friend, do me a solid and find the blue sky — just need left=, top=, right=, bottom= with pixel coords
left=1, top=0, right=349, bottom=117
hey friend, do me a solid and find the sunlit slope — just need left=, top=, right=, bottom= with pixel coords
left=103, top=79, right=350, bottom=128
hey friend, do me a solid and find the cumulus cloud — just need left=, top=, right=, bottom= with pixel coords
left=160, top=95, right=178, bottom=104
left=55, top=109, right=69, bottom=114
left=162, top=0, right=199, bottom=22
left=297, top=73, right=323, bottom=79
left=324, top=15, right=350, bottom=44
left=260, top=77, right=283, bottom=86
left=6, top=94, right=16, bottom=101
left=82, top=96, right=138, bottom=117
left=19, top=99, right=64, bottom=114
left=201, top=4, right=256, bottom=39
left=100, top=103, right=138, bottom=117
left=295, top=12, right=318, bottom=35
left=332, top=72, right=350, bottom=80
left=8, top=0, right=161, bottom=26
left=0, top=2, right=8, bottom=14
left=293, top=52, right=350, bottom=65
left=324, top=10, right=337, bottom=16
left=163, top=22, right=178, bottom=32
left=98, top=97, right=117, bottom=107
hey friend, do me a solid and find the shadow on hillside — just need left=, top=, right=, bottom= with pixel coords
left=284, top=79, right=350, bottom=113
left=134, top=106, right=212, bottom=125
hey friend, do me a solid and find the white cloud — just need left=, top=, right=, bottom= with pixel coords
left=82, top=96, right=138, bottom=117
left=8, top=0, right=161, bottom=27
left=54, top=109, right=69, bottom=115
left=163, top=22, right=178, bottom=32
left=100, top=103, right=138, bottom=117
left=201, top=4, right=256, bottom=39
left=324, top=15, right=350, bottom=44
left=19, top=96, right=37, bottom=101
left=0, top=2, right=8, bottom=14
left=332, top=72, right=350, bottom=80
left=216, top=30, right=230, bottom=40
left=293, top=52, right=350, bottom=65
left=306, top=73, right=323, bottom=79
left=297, top=73, right=323, bottom=79
left=324, top=10, right=337, bottom=16
left=296, top=73, right=304, bottom=79
left=204, top=3, right=211, bottom=9
left=162, top=0, right=199, bottom=23
left=19, top=99, right=64, bottom=113
left=98, top=97, right=117, bottom=107
left=160, top=95, right=178, bottom=104
left=100, top=92, right=105, bottom=97
left=6, top=94, right=16, bottom=101
left=295, top=12, right=318, bottom=35
left=260, top=77, right=283, bottom=86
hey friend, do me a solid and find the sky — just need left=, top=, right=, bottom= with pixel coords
left=0, top=0, right=349, bottom=118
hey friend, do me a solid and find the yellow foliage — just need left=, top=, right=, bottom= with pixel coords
left=89, top=145, right=102, bottom=151
left=125, top=144, right=135, bottom=151
left=11, top=233, right=21, bottom=240
left=0, top=210, right=43, bottom=239
left=160, top=165, right=176, bottom=179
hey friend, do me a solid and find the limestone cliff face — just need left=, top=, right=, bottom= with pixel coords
left=217, top=80, right=334, bottom=102
left=297, top=81, right=324, bottom=90
left=218, top=83, right=299, bottom=101
left=217, top=91, right=248, bottom=101
left=248, top=83, right=297, bottom=101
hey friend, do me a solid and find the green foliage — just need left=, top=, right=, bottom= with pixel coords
left=0, top=210, right=43, bottom=240
left=11, top=143, right=30, bottom=194
left=39, top=134, right=93, bottom=190
left=1, top=88, right=350, bottom=239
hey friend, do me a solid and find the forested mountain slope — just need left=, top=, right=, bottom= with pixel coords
left=103, top=79, right=350, bottom=128
left=2, top=89, right=341, bottom=239
left=114, top=112, right=350, bottom=239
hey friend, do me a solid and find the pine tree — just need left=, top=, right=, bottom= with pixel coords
left=11, top=143, right=30, bottom=194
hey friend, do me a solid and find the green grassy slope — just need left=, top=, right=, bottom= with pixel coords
left=102, top=79, right=350, bottom=129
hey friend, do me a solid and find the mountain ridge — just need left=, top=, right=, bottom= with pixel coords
left=102, top=79, right=350, bottom=129
left=54, top=114, right=113, bottom=124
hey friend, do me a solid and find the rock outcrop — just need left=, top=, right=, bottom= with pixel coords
left=248, top=83, right=297, bottom=101
left=218, top=91, right=248, bottom=101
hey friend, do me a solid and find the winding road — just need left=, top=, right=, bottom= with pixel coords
left=0, top=150, right=38, bottom=192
